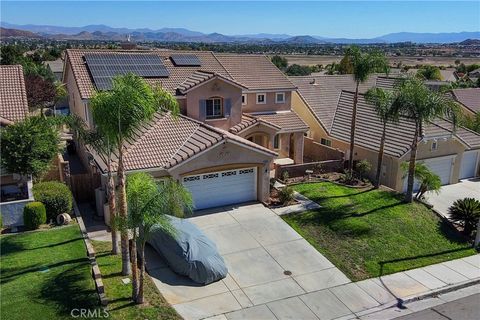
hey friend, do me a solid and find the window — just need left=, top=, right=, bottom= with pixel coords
left=275, top=92, right=285, bottom=104
left=242, top=94, right=247, bottom=105
left=256, top=93, right=266, bottom=104
left=206, top=97, right=223, bottom=119
left=320, top=138, right=332, bottom=147
left=84, top=103, right=89, bottom=123
left=431, top=140, right=438, bottom=151
left=273, top=134, right=280, bottom=149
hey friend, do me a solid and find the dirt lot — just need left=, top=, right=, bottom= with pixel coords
left=280, top=55, right=480, bottom=67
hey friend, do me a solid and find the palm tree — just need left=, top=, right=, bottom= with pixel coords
left=400, top=162, right=441, bottom=199
left=448, top=198, right=480, bottom=237
left=90, top=73, right=179, bottom=278
left=345, top=46, right=389, bottom=172
left=365, top=87, right=399, bottom=188
left=126, top=173, right=193, bottom=304
left=393, top=77, right=459, bottom=203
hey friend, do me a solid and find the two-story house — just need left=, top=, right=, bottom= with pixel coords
left=63, top=49, right=307, bottom=210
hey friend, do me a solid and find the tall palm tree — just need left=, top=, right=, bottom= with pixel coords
left=345, top=46, right=389, bottom=172
left=393, top=77, right=459, bottom=203
left=126, top=173, right=193, bottom=304
left=365, top=87, right=399, bottom=188
left=90, top=73, right=179, bottom=280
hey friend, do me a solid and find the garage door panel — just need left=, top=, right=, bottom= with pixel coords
left=460, top=151, right=478, bottom=180
left=403, top=157, right=453, bottom=193
left=183, top=167, right=257, bottom=210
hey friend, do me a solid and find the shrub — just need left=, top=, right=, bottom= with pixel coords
left=33, top=181, right=73, bottom=221
left=279, top=187, right=294, bottom=205
left=448, top=198, right=480, bottom=237
left=355, top=160, right=372, bottom=180
left=23, top=202, right=47, bottom=230
left=282, top=171, right=289, bottom=182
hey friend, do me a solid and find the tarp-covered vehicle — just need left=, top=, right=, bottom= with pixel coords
left=147, top=216, right=227, bottom=285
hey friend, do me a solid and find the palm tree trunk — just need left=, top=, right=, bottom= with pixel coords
left=118, top=145, right=131, bottom=275
left=375, top=122, right=387, bottom=188
left=138, top=241, right=145, bottom=304
left=131, top=230, right=139, bottom=302
left=405, top=125, right=419, bottom=203
left=348, top=82, right=360, bottom=172
left=106, top=162, right=119, bottom=255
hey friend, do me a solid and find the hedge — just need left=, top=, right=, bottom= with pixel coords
left=23, top=202, right=47, bottom=230
left=33, top=181, right=73, bottom=222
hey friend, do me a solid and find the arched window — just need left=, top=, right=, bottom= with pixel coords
left=206, top=96, right=223, bottom=119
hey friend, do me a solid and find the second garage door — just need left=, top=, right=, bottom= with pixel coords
left=460, top=151, right=478, bottom=180
left=182, top=167, right=257, bottom=210
left=403, top=157, right=453, bottom=192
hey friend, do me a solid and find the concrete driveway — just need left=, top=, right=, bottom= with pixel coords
left=145, top=203, right=389, bottom=320
left=425, top=179, right=480, bottom=220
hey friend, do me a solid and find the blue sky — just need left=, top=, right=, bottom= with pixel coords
left=2, top=1, right=479, bottom=38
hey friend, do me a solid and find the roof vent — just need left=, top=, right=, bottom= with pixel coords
left=120, top=34, right=137, bottom=50
left=310, top=78, right=317, bottom=85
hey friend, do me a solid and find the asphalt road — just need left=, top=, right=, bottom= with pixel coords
left=397, top=294, right=480, bottom=320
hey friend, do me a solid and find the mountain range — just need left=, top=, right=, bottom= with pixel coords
left=1, top=22, right=479, bottom=44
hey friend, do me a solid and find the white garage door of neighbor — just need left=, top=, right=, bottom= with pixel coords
left=182, top=167, right=257, bottom=210
left=403, top=157, right=453, bottom=192
left=460, top=151, right=479, bottom=180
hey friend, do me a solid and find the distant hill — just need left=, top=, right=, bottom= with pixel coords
left=460, top=39, right=480, bottom=45
left=0, top=27, right=42, bottom=39
left=1, top=22, right=479, bottom=44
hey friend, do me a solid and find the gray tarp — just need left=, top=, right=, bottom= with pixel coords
left=147, top=216, right=228, bottom=285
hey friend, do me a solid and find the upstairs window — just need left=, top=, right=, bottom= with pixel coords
left=256, top=93, right=266, bottom=104
left=206, top=97, right=223, bottom=119
left=242, top=94, right=247, bottom=105
left=275, top=92, right=285, bottom=104
left=431, top=140, right=438, bottom=151
left=321, top=138, right=332, bottom=147
left=273, top=134, right=280, bottom=149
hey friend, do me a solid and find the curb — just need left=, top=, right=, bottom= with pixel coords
left=73, top=199, right=109, bottom=306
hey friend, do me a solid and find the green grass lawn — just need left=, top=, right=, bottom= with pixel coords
left=0, top=225, right=99, bottom=320
left=92, top=241, right=181, bottom=320
left=283, top=182, right=477, bottom=281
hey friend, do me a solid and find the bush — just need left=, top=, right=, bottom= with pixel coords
left=279, top=187, right=294, bottom=204
left=23, top=202, right=47, bottom=230
left=33, top=181, right=73, bottom=222
left=355, top=160, right=372, bottom=180
left=448, top=198, right=480, bottom=237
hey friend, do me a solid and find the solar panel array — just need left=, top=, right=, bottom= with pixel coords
left=84, top=53, right=169, bottom=90
left=170, top=54, right=202, bottom=67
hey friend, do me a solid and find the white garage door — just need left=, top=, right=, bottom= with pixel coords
left=182, top=167, right=257, bottom=210
left=403, top=157, right=453, bottom=192
left=460, top=151, right=479, bottom=180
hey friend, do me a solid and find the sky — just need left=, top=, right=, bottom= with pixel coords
left=1, top=1, right=479, bottom=38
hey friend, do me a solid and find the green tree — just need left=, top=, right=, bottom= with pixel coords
left=90, top=74, right=179, bottom=276
left=365, top=87, right=399, bottom=188
left=345, top=46, right=389, bottom=172
left=394, top=78, right=459, bottom=202
left=271, top=55, right=288, bottom=70
left=126, top=173, right=193, bottom=303
left=400, top=162, right=441, bottom=199
left=416, top=65, right=442, bottom=80
left=285, top=64, right=312, bottom=76
left=0, top=117, right=61, bottom=180
left=461, top=113, right=480, bottom=134
left=448, top=198, right=480, bottom=237
left=338, top=54, right=353, bottom=74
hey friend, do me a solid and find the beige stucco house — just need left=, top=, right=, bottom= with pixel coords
left=451, top=88, right=480, bottom=117
left=290, top=75, right=480, bottom=192
left=64, top=49, right=307, bottom=210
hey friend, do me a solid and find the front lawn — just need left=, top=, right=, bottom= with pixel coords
left=92, top=241, right=181, bottom=320
left=283, top=182, right=476, bottom=281
left=0, top=225, right=99, bottom=320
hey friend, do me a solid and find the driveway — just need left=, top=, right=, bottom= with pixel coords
left=145, top=203, right=388, bottom=320
left=424, top=179, right=480, bottom=220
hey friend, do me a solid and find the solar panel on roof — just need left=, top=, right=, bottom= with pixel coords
left=84, top=52, right=169, bottom=90
left=170, top=54, right=202, bottom=67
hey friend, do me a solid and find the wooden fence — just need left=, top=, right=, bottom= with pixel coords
left=69, top=172, right=101, bottom=202
left=303, top=137, right=344, bottom=162
left=275, top=159, right=344, bottom=180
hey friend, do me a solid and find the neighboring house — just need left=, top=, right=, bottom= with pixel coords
left=451, top=88, right=480, bottom=117
left=64, top=49, right=306, bottom=210
left=45, top=58, right=64, bottom=81
left=0, top=65, right=34, bottom=227
left=291, top=75, right=480, bottom=192
left=468, top=68, right=480, bottom=83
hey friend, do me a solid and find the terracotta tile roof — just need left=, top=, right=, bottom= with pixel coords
left=452, top=88, right=480, bottom=114
left=254, top=111, right=309, bottom=133
left=65, top=49, right=232, bottom=99
left=92, top=112, right=276, bottom=173
left=215, top=54, right=296, bottom=91
left=176, top=70, right=246, bottom=94
left=229, top=114, right=261, bottom=134
left=289, top=74, right=397, bottom=132
left=0, top=65, right=29, bottom=123
left=330, top=91, right=480, bottom=158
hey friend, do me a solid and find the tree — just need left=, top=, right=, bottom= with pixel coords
left=271, top=55, right=288, bottom=70
left=400, top=162, right=441, bottom=199
left=338, top=54, right=353, bottom=74
left=448, top=198, right=480, bottom=237
left=365, top=87, right=399, bottom=188
left=90, top=73, right=179, bottom=277
left=461, top=113, right=480, bottom=134
left=394, top=78, right=459, bottom=202
left=285, top=64, right=312, bottom=76
left=126, top=173, right=193, bottom=303
left=345, top=46, right=389, bottom=172
left=0, top=116, right=61, bottom=180
left=24, top=74, right=57, bottom=115
left=416, top=65, right=442, bottom=80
